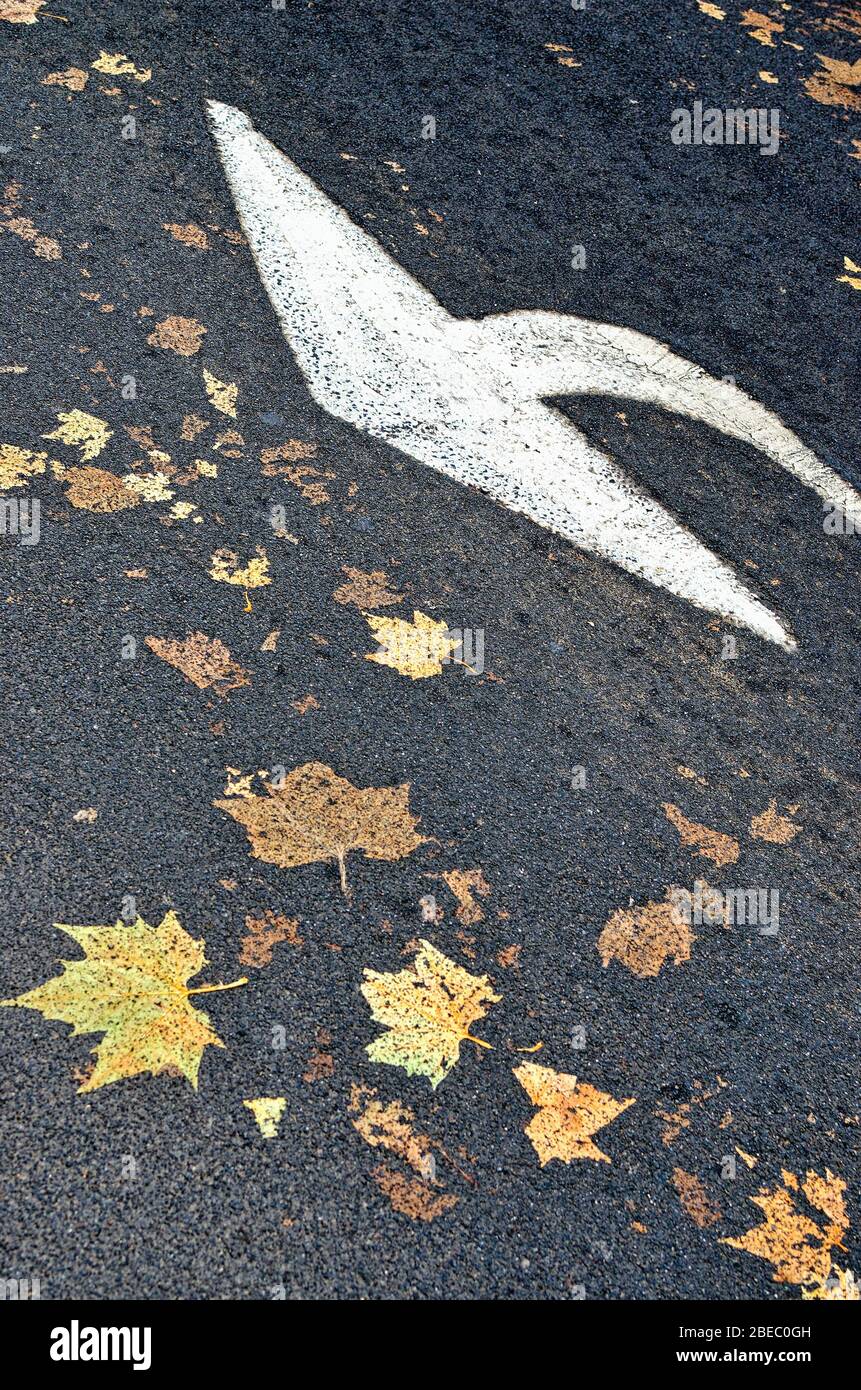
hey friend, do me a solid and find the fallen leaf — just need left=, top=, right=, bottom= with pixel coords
left=303, top=1030, right=334, bottom=1082
left=180, top=413, right=209, bottom=441
left=0, top=0, right=47, bottom=22
left=291, top=693, right=319, bottom=714
left=215, top=762, right=424, bottom=896
left=260, top=628, right=280, bottom=652
left=349, top=1085, right=435, bottom=1174
left=123, top=471, right=174, bottom=502
left=663, top=803, right=740, bottom=866
left=1, top=911, right=245, bottom=1092
left=372, top=1164, right=458, bottom=1221
left=803, top=54, right=861, bottom=110
left=259, top=439, right=317, bottom=468
left=802, top=1266, right=860, bottom=1300
left=673, top=1167, right=722, bottom=1228
left=91, top=51, right=152, bottom=82
left=42, top=68, right=88, bottom=91
left=163, top=222, right=209, bottom=250
left=696, top=1, right=725, bottom=16
left=62, top=466, right=141, bottom=512
left=239, top=911, right=303, bottom=967
left=145, top=631, right=250, bottom=696
left=147, top=315, right=206, bottom=357
left=202, top=368, right=238, bottom=417
left=0, top=444, right=49, bottom=490
left=722, top=1169, right=850, bottom=1285
left=441, top=868, right=491, bottom=925
left=208, top=547, right=270, bottom=590
left=749, top=800, right=800, bottom=843
left=656, top=1076, right=728, bottom=1147
left=598, top=890, right=694, bottom=978
left=497, top=944, right=521, bottom=969
left=43, top=409, right=112, bottom=461
left=740, top=8, right=783, bottom=45
left=364, top=609, right=457, bottom=679
left=361, top=939, right=499, bottom=1088
left=244, top=1096, right=286, bottom=1138
left=514, top=1063, right=635, bottom=1164
left=72, top=808, right=98, bottom=823
left=837, top=252, right=861, bottom=290
left=333, top=565, right=403, bottom=609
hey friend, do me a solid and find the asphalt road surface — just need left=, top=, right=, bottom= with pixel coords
left=0, top=0, right=859, bottom=1301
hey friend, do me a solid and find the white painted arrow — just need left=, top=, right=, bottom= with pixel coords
left=207, top=101, right=861, bottom=648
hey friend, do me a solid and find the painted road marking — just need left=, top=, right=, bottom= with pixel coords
left=207, top=101, right=861, bottom=648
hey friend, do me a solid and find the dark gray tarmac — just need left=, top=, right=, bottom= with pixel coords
left=0, top=0, right=858, bottom=1300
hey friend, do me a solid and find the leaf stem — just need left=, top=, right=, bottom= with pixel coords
left=464, top=1031, right=493, bottom=1051
left=187, top=976, right=248, bottom=996
left=335, top=848, right=350, bottom=899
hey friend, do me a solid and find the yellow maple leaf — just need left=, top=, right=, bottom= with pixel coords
left=91, top=50, right=151, bottom=82
left=0, top=443, right=49, bottom=491
left=209, top=547, right=270, bottom=588
left=837, top=255, right=861, bottom=291
left=514, top=1062, right=635, bottom=1164
left=43, top=409, right=112, bottom=461
left=364, top=610, right=457, bottom=679
left=1, top=912, right=246, bottom=1092
left=722, top=1169, right=850, bottom=1285
left=215, top=761, right=424, bottom=896
left=361, top=939, right=500, bottom=1088
left=202, top=368, right=238, bottom=418
left=243, top=1096, right=286, bottom=1138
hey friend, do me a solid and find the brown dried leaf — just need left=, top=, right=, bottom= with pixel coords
left=333, top=566, right=403, bottom=609
left=145, top=631, right=250, bottom=696
left=673, top=1167, right=722, bottom=1228
left=372, top=1164, right=458, bottom=1221
left=349, top=1084, right=434, bottom=1174
left=0, top=1, right=47, bottom=22
left=749, top=800, right=800, bottom=844
left=598, top=890, right=693, bottom=978
left=803, top=54, right=861, bottom=110
left=740, top=8, right=783, bottom=45
left=722, top=1169, right=850, bottom=1286
left=239, top=912, right=303, bottom=968
left=62, top=466, right=140, bottom=512
left=43, top=68, right=88, bottom=91
left=147, top=315, right=206, bottom=357
left=163, top=222, right=209, bottom=250
left=291, top=693, right=319, bottom=714
left=215, top=761, right=424, bottom=895
left=663, top=803, right=740, bottom=866
left=441, top=868, right=491, bottom=925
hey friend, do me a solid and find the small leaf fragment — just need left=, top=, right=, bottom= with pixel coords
left=244, top=1096, right=286, bottom=1138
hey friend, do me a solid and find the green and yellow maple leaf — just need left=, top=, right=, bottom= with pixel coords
left=1, top=911, right=246, bottom=1093
left=361, top=939, right=500, bottom=1088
